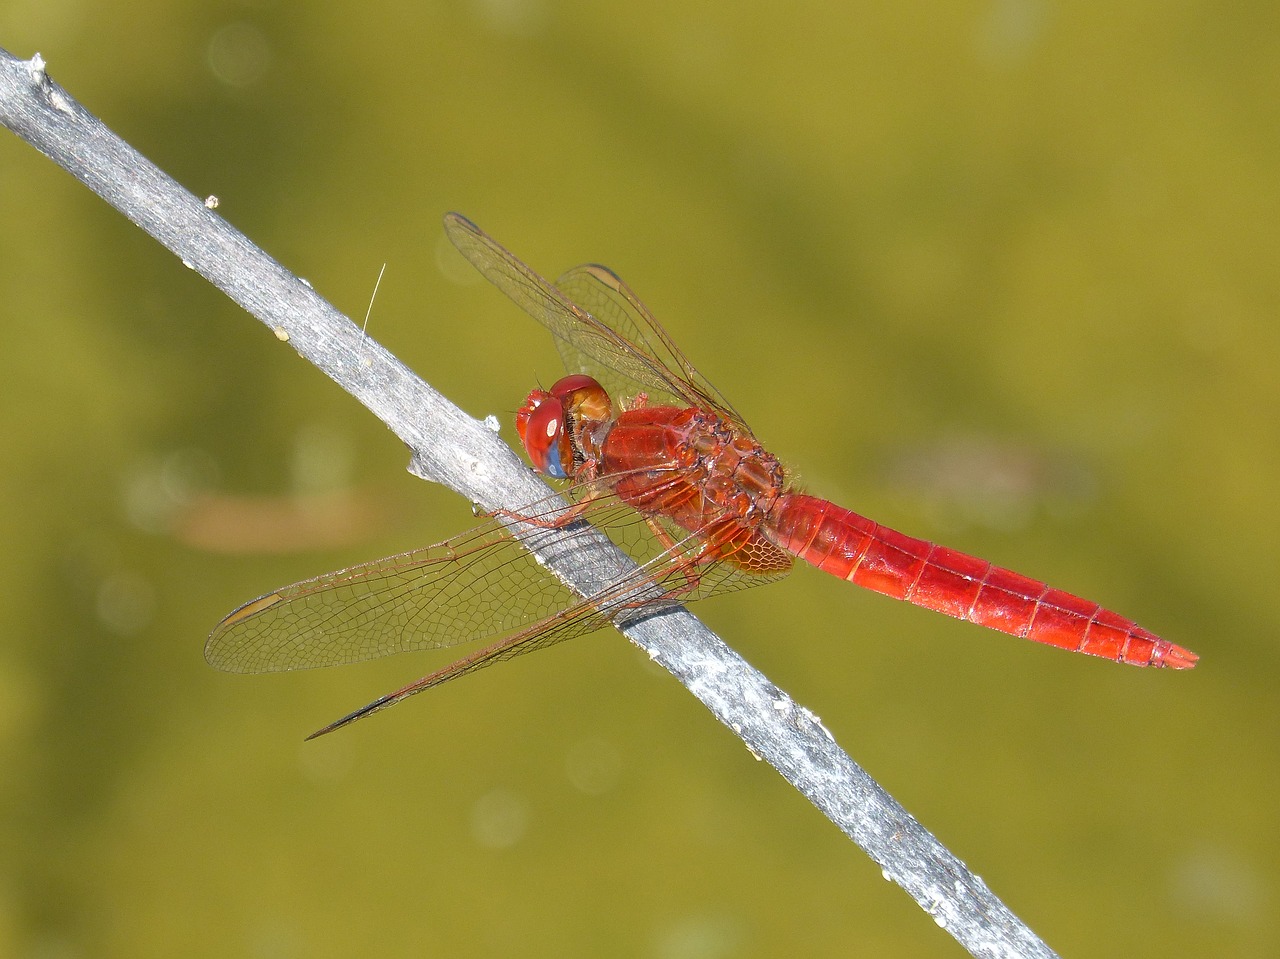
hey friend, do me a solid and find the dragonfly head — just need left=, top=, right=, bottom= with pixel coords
left=516, top=374, right=612, bottom=479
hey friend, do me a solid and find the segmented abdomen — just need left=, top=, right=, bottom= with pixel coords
left=767, top=494, right=1197, bottom=668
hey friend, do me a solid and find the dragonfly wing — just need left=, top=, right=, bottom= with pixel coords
left=642, top=509, right=793, bottom=600
left=307, top=516, right=792, bottom=737
left=443, top=213, right=748, bottom=428
left=444, top=213, right=592, bottom=346
left=553, top=264, right=750, bottom=430
left=206, top=511, right=585, bottom=673
left=207, top=477, right=793, bottom=676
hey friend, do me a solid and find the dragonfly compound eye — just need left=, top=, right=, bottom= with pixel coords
left=516, top=391, right=571, bottom=478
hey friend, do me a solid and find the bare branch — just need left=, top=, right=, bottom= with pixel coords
left=0, top=47, right=1058, bottom=958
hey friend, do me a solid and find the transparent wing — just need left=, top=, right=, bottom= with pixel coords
left=443, top=213, right=749, bottom=429
left=206, top=483, right=790, bottom=676
left=305, top=502, right=796, bottom=737
left=207, top=504, right=581, bottom=673
left=553, top=263, right=750, bottom=429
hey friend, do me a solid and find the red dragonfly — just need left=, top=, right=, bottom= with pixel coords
left=207, top=213, right=1198, bottom=737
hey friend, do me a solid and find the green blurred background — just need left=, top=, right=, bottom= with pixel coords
left=1, top=2, right=1276, bottom=956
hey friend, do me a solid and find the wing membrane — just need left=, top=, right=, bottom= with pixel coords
left=206, top=508, right=580, bottom=673
left=443, top=213, right=748, bottom=428
left=206, top=482, right=789, bottom=676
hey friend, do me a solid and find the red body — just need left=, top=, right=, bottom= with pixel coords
left=768, top=495, right=1190, bottom=667
left=590, top=404, right=1194, bottom=669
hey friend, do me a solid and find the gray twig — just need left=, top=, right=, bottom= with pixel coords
left=0, top=46, right=1058, bottom=959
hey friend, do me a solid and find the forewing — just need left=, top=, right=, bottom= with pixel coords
left=207, top=476, right=791, bottom=676
left=206, top=510, right=584, bottom=673
left=553, top=264, right=749, bottom=429
left=443, top=213, right=748, bottom=428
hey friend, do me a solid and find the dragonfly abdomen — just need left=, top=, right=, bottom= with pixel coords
left=767, top=493, right=1197, bottom=669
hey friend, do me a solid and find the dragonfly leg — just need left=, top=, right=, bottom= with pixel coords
left=634, top=515, right=731, bottom=603
left=481, top=473, right=609, bottom=528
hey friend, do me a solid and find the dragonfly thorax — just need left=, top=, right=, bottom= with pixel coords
left=602, top=405, right=788, bottom=534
